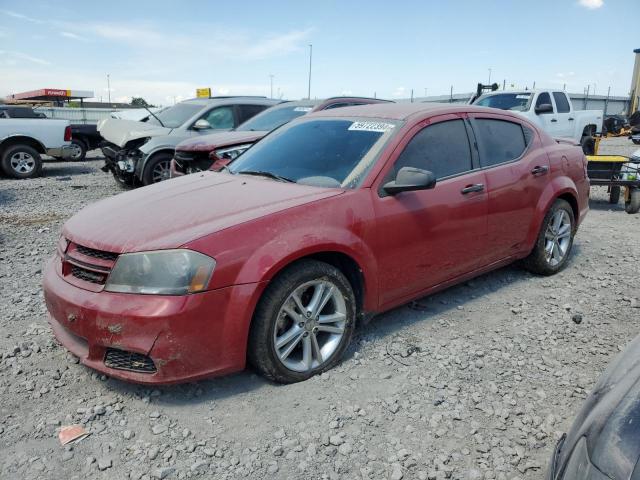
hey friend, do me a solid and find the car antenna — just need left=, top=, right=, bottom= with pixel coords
left=144, top=106, right=165, bottom=127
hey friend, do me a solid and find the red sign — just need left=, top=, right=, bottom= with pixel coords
left=44, top=89, right=68, bottom=97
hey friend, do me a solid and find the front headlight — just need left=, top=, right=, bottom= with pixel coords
left=212, top=143, right=253, bottom=161
left=104, top=249, right=215, bottom=295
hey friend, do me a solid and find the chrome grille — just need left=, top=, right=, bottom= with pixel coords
left=104, top=348, right=157, bottom=374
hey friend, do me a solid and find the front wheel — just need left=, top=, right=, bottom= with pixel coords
left=142, top=152, right=173, bottom=185
left=1, top=144, right=43, bottom=179
left=581, top=136, right=595, bottom=155
left=248, top=260, right=356, bottom=383
left=626, top=189, right=640, bottom=214
left=522, top=199, right=575, bottom=275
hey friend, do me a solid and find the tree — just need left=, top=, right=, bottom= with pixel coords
left=130, top=97, right=154, bottom=107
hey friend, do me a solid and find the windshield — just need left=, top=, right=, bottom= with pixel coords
left=236, top=104, right=313, bottom=132
left=474, top=93, right=532, bottom=111
left=146, top=103, right=202, bottom=128
left=229, top=118, right=399, bottom=189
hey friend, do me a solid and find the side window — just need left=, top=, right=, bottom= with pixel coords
left=238, top=104, right=268, bottom=124
left=393, top=119, right=473, bottom=179
left=474, top=119, right=527, bottom=167
left=553, top=92, right=570, bottom=113
left=202, top=106, right=235, bottom=129
left=535, top=92, right=553, bottom=113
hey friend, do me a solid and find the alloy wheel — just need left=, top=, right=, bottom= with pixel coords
left=544, top=209, right=571, bottom=267
left=70, top=143, right=83, bottom=160
left=152, top=160, right=171, bottom=183
left=273, top=280, right=347, bottom=372
left=10, top=152, right=35, bottom=174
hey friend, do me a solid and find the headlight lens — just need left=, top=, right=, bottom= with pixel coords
left=104, top=249, right=215, bottom=295
left=212, top=143, right=253, bottom=161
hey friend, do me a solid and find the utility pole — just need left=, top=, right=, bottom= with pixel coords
left=107, top=74, right=111, bottom=104
left=307, top=44, right=313, bottom=100
left=502, top=79, right=506, bottom=90
left=424, top=87, right=427, bottom=98
left=604, top=86, right=611, bottom=115
left=410, top=89, right=414, bottom=103
left=488, top=68, right=492, bottom=85
left=449, top=85, right=453, bottom=103
left=269, top=74, right=274, bottom=99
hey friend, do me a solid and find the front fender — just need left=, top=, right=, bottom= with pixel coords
left=137, top=136, right=183, bottom=176
left=525, top=176, right=579, bottom=250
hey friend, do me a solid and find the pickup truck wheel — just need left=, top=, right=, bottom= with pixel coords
left=142, top=153, right=173, bottom=185
left=633, top=139, right=640, bottom=145
left=1, top=145, right=43, bottom=179
left=69, top=139, right=87, bottom=162
left=626, top=189, right=640, bottom=214
left=248, top=260, right=356, bottom=384
left=609, top=186, right=621, bottom=204
left=580, top=136, right=596, bottom=155
left=522, top=199, right=575, bottom=275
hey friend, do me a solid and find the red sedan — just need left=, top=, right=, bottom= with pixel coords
left=43, top=103, right=589, bottom=384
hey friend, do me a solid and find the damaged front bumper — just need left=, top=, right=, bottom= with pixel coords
left=43, top=257, right=264, bottom=384
left=100, top=142, right=143, bottom=185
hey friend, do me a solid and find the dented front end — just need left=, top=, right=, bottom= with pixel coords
left=43, top=239, right=261, bottom=384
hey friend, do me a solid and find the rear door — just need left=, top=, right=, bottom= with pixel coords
left=371, top=115, right=488, bottom=307
left=552, top=92, right=574, bottom=138
left=468, top=114, right=549, bottom=264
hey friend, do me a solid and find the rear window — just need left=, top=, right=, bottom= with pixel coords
left=236, top=105, right=312, bottom=132
left=474, top=93, right=532, bottom=112
left=473, top=119, right=528, bottom=167
left=230, top=118, right=399, bottom=188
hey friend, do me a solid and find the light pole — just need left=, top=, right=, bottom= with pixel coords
left=307, top=44, right=313, bottom=99
left=269, top=74, right=274, bottom=99
left=424, top=87, right=427, bottom=98
left=488, top=68, right=492, bottom=85
left=107, top=74, right=111, bottom=104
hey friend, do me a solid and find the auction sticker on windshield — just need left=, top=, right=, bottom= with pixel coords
left=294, top=107, right=313, bottom=112
left=348, top=121, right=395, bottom=133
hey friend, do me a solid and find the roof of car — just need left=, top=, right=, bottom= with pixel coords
left=180, top=97, right=280, bottom=106
left=308, top=102, right=497, bottom=121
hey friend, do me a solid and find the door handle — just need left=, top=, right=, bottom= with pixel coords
left=531, top=165, right=549, bottom=175
left=568, top=117, right=575, bottom=121
left=550, top=119, right=558, bottom=123
left=461, top=184, right=485, bottom=194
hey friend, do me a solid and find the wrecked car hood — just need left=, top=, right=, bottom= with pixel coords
left=97, top=118, right=172, bottom=148
left=177, top=131, right=267, bottom=152
left=63, top=172, right=344, bottom=253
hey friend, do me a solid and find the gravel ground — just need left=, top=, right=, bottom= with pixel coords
left=1, top=137, right=639, bottom=480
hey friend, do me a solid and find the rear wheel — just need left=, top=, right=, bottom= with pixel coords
left=248, top=260, right=356, bottom=383
left=68, top=139, right=87, bottom=162
left=581, top=136, right=595, bottom=155
left=522, top=199, right=575, bottom=275
left=626, top=189, right=640, bottom=214
left=1, top=144, right=43, bottom=179
left=142, top=152, right=173, bottom=185
left=609, top=186, right=621, bottom=204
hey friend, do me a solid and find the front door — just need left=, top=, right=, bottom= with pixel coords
left=371, top=116, right=489, bottom=308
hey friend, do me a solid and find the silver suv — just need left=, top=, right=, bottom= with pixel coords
left=98, top=97, right=280, bottom=187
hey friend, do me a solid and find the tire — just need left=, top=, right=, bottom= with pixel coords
left=69, top=139, right=87, bottom=162
left=248, top=259, right=356, bottom=384
left=522, top=199, right=575, bottom=276
left=580, top=136, right=595, bottom=155
left=626, top=189, right=640, bottom=214
left=1, top=144, right=43, bottom=179
left=609, top=186, right=621, bottom=204
left=142, top=152, right=173, bottom=185
left=112, top=171, right=133, bottom=190
left=633, top=139, right=640, bottom=145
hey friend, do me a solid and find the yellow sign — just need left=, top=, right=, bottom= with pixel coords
left=196, top=88, right=211, bottom=98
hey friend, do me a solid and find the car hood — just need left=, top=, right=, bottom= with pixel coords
left=63, top=171, right=343, bottom=253
left=97, top=118, right=172, bottom=148
left=176, top=131, right=267, bottom=152
left=557, top=334, right=640, bottom=480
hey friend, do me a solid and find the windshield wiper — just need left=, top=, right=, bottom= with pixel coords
left=237, top=170, right=295, bottom=183
left=143, top=106, right=165, bottom=127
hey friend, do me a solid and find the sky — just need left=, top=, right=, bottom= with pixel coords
left=0, top=0, right=638, bottom=106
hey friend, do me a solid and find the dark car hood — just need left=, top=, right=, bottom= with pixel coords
left=176, top=131, right=267, bottom=152
left=558, top=335, right=640, bottom=479
left=63, top=172, right=343, bottom=253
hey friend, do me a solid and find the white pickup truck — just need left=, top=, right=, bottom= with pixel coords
left=472, top=90, right=603, bottom=154
left=0, top=113, right=73, bottom=179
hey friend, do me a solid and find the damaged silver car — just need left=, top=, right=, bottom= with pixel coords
left=98, top=96, right=279, bottom=187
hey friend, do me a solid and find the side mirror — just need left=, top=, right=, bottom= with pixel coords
left=193, top=119, right=212, bottom=130
left=383, top=167, right=436, bottom=195
left=534, top=103, right=553, bottom=115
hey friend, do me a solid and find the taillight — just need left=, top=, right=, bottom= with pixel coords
left=64, top=126, right=72, bottom=142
